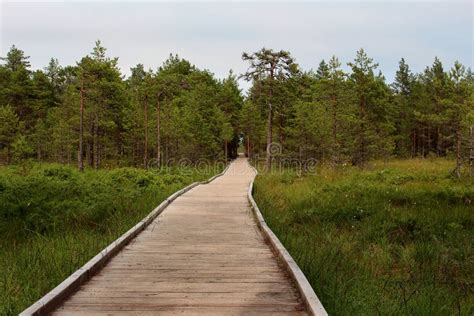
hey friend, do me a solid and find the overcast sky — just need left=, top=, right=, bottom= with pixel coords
left=1, top=1, right=472, bottom=91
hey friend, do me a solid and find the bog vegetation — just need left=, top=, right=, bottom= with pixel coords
left=0, top=41, right=473, bottom=314
left=254, top=159, right=473, bottom=315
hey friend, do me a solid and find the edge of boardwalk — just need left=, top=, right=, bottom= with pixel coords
left=246, top=160, right=328, bottom=316
left=20, top=163, right=231, bottom=316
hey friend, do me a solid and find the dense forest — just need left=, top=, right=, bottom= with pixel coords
left=1, top=42, right=473, bottom=175
left=0, top=41, right=243, bottom=168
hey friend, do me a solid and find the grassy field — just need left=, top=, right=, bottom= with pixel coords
left=253, top=159, right=473, bottom=315
left=0, top=163, right=215, bottom=315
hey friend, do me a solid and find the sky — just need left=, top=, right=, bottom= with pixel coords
left=1, top=1, right=472, bottom=92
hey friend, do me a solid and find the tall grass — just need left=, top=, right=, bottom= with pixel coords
left=254, top=159, right=473, bottom=315
left=0, top=163, right=214, bottom=315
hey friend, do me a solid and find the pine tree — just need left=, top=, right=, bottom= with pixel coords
left=392, top=58, right=415, bottom=156
left=0, top=46, right=33, bottom=127
left=348, top=49, right=393, bottom=166
left=76, top=41, right=126, bottom=169
left=314, top=56, right=350, bottom=164
left=218, top=71, right=244, bottom=159
left=446, top=61, right=472, bottom=177
left=241, top=48, right=297, bottom=169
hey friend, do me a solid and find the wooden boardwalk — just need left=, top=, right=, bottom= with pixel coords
left=52, top=158, right=308, bottom=315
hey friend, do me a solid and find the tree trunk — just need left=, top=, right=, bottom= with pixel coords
left=156, top=97, right=161, bottom=167
left=98, top=142, right=102, bottom=168
left=265, top=101, right=273, bottom=170
left=86, top=142, right=92, bottom=166
left=78, top=76, right=85, bottom=171
left=143, top=95, right=148, bottom=169
left=265, top=67, right=276, bottom=171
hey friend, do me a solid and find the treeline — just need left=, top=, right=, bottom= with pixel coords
left=242, top=49, right=473, bottom=176
left=0, top=41, right=242, bottom=168
left=1, top=43, right=473, bottom=174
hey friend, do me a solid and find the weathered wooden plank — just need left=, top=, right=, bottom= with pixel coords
left=63, top=296, right=301, bottom=306
left=56, top=303, right=305, bottom=312
left=102, top=261, right=282, bottom=268
left=94, top=270, right=286, bottom=277
left=80, top=281, right=296, bottom=291
left=54, top=312, right=307, bottom=316
left=70, top=290, right=299, bottom=299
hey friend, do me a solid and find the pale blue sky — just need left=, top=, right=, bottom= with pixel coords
left=1, top=1, right=472, bottom=91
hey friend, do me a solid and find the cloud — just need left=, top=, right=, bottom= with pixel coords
left=1, top=1, right=472, bottom=92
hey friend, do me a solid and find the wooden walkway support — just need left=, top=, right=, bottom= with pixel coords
left=23, top=158, right=326, bottom=315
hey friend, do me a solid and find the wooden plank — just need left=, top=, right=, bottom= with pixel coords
left=70, top=290, right=299, bottom=299
left=63, top=296, right=301, bottom=305
left=55, top=305, right=305, bottom=312
left=79, top=282, right=296, bottom=291
left=54, top=312, right=307, bottom=316
left=54, top=312, right=306, bottom=316
left=94, top=271, right=286, bottom=277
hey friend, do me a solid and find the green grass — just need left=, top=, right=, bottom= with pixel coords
left=0, top=163, right=216, bottom=315
left=254, top=159, right=473, bottom=315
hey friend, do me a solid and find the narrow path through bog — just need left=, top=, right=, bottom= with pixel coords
left=53, top=158, right=307, bottom=315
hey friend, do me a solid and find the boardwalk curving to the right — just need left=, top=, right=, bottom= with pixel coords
left=52, top=158, right=311, bottom=315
